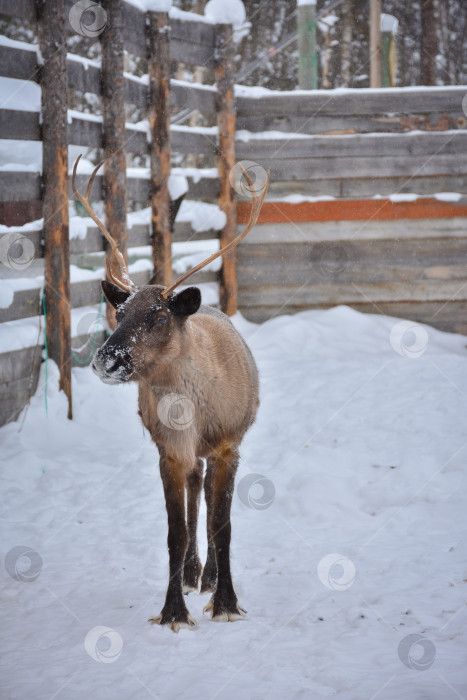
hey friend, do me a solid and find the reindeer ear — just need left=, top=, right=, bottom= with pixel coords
left=101, top=280, right=132, bottom=309
left=169, top=287, right=201, bottom=316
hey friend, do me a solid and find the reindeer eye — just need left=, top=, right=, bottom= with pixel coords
left=156, top=315, right=168, bottom=325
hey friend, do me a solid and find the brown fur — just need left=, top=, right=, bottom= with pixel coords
left=92, top=283, right=259, bottom=631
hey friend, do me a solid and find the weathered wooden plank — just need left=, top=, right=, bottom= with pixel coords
left=236, top=131, right=467, bottom=161
left=0, top=374, right=40, bottom=424
left=247, top=154, right=467, bottom=181
left=237, top=280, right=467, bottom=306
left=239, top=300, right=467, bottom=336
left=265, top=175, right=467, bottom=199
left=340, top=175, right=467, bottom=198
left=236, top=113, right=466, bottom=135
left=0, top=172, right=42, bottom=201
left=0, top=201, right=42, bottom=226
left=236, top=87, right=467, bottom=118
left=171, top=127, right=218, bottom=155
left=237, top=238, right=467, bottom=286
left=237, top=198, right=467, bottom=225
left=38, top=0, right=72, bottom=419
left=0, top=344, right=41, bottom=384
left=0, top=0, right=35, bottom=21
left=171, top=80, right=216, bottom=114
left=0, top=109, right=41, bottom=140
left=171, top=222, right=221, bottom=242
left=239, top=217, right=467, bottom=245
left=0, top=44, right=38, bottom=81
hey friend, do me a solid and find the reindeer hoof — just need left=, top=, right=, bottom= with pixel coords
left=149, top=611, right=196, bottom=633
left=203, top=598, right=247, bottom=622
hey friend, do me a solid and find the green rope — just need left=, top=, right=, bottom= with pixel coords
left=71, top=293, right=105, bottom=365
left=42, top=294, right=48, bottom=416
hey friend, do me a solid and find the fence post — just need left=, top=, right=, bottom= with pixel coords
left=147, top=11, right=172, bottom=286
left=215, top=23, right=237, bottom=316
left=101, top=0, right=128, bottom=327
left=297, top=0, right=318, bottom=90
left=37, top=0, right=72, bottom=419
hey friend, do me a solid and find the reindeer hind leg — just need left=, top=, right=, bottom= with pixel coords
left=200, top=456, right=218, bottom=594
left=183, top=458, right=204, bottom=593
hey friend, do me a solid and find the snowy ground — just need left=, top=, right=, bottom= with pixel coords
left=1, top=306, right=466, bottom=700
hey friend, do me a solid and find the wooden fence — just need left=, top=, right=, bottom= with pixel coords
left=0, top=0, right=235, bottom=425
left=233, top=85, right=467, bottom=332
left=1, top=0, right=467, bottom=428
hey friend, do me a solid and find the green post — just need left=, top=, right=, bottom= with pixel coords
left=380, top=14, right=398, bottom=87
left=297, top=0, right=318, bottom=90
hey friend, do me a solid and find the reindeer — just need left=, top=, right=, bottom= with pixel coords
left=72, top=157, right=269, bottom=632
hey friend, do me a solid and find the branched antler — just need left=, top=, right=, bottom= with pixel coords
left=161, top=165, right=269, bottom=298
left=72, top=156, right=269, bottom=300
left=72, top=155, right=137, bottom=293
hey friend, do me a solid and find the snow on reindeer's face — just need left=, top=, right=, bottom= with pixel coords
left=91, top=282, right=201, bottom=385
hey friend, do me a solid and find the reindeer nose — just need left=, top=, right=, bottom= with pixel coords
left=92, top=346, right=133, bottom=384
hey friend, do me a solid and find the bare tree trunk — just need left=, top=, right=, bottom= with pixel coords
left=341, top=0, right=352, bottom=87
left=369, top=0, right=381, bottom=88
left=420, top=0, right=437, bottom=85
left=322, top=25, right=332, bottom=89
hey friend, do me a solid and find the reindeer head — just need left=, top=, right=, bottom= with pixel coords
left=72, top=156, right=269, bottom=386
left=91, top=283, right=201, bottom=384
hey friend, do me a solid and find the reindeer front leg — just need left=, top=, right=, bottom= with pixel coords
left=150, top=450, right=195, bottom=632
left=203, top=442, right=246, bottom=622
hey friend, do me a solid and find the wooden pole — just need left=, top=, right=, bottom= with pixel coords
left=101, top=0, right=128, bottom=327
left=37, top=0, right=72, bottom=419
left=297, top=0, right=318, bottom=90
left=147, top=11, right=172, bottom=287
left=215, top=23, right=237, bottom=316
left=369, top=0, right=382, bottom=88
left=381, top=14, right=398, bottom=88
